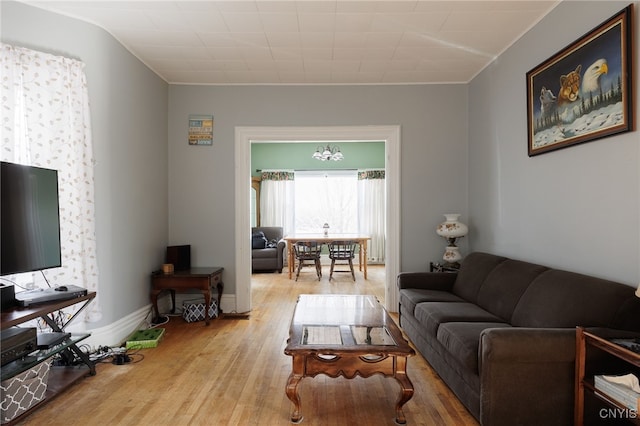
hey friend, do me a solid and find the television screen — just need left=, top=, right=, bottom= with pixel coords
left=1, top=162, right=62, bottom=275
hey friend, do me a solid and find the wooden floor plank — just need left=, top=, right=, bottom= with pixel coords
left=16, top=265, right=478, bottom=425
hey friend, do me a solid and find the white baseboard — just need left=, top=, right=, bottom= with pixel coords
left=155, top=292, right=238, bottom=315
left=77, top=304, right=152, bottom=349
left=220, top=294, right=238, bottom=314
left=75, top=293, right=238, bottom=349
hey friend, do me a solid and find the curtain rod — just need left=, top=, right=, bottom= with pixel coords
left=256, top=168, right=361, bottom=173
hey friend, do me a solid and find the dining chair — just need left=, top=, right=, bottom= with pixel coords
left=293, top=241, right=322, bottom=281
left=328, top=240, right=357, bottom=281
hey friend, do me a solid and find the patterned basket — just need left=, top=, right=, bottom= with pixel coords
left=1, top=360, right=51, bottom=423
left=182, top=298, right=218, bottom=323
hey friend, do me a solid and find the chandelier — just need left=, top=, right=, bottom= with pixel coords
left=312, top=144, right=343, bottom=161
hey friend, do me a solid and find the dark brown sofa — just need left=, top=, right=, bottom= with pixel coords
left=397, top=252, right=640, bottom=425
left=251, top=227, right=286, bottom=273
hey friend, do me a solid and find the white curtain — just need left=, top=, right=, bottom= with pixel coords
left=358, top=170, right=385, bottom=263
left=1, top=44, right=101, bottom=322
left=260, top=171, right=295, bottom=237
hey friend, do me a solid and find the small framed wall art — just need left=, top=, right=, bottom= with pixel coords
left=526, top=5, right=634, bottom=156
left=188, top=114, right=213, bottom=146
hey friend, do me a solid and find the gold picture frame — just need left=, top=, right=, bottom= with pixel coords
left=526, top=5, right=634, bottom=156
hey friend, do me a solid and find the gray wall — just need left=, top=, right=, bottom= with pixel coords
left=1, top=1, right=169, bottom=328
left=468, top=1, right=639, bottom=285
left=168, top=84, right=469, bottom=295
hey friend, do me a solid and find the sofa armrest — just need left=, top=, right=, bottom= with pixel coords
left=479, top=327, right=576, bottom=426
left=277, top=239, right=286, bottom=264
left=396, top=272, right=457, bottom=291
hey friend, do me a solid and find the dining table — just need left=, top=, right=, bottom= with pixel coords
left=283, top=234, right=371, bottom=279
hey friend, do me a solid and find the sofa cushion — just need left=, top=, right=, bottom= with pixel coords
left=511, top=269, right=634, bottom=328
left=614, top=297, right=640, bottom=330
left=252, top=227, right=283, bottom=242
left=476, top=259, right=549, bottom=322
left=252, top=247, right=277, bottom=259
left=451, top=252, right=507, bottom=303
left=437, top=322, right=511, bottom=374
left=400, top=289, right=465, bottom=317
left=252, top=231, right=268, bottom=249
left=414, top=302, right=504, bottom=337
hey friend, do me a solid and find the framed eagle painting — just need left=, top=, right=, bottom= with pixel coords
left=526, top=5, right=634, bottom=156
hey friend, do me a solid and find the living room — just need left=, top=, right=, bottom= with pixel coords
left=1, top=0, right=639, bottom=423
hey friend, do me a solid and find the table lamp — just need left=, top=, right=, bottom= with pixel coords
left=436, top=214, right=468, bottom=266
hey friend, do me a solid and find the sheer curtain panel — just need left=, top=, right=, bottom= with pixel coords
left=260, top=171, right=295, bottom=237
left=358, top=170, right=385, bottom=263
left=1, top=44, right=100, bottom=322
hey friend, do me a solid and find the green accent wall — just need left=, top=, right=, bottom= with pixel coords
left=251, top=142, right=385, bottom=176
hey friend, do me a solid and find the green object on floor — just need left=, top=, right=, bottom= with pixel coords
left=125, top=328, right=165, bottom=349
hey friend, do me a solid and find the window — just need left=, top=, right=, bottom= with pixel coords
left=294, top=170, right=357, bottom=233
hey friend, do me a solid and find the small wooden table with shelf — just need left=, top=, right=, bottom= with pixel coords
left=1, top=292, right=97, bottom=424
left=575, top=326, right=640, bottom=426
left=150, top=267, right=223, bottom=325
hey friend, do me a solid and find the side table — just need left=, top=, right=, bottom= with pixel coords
left=574, top=326, right=640, bottom=425
left=430, top=262, right=460, bottom=273
left=150, top=267, right=223, bottom=325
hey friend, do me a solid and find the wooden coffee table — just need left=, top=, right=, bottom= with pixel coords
left=284, top=294, right=415, bottom=424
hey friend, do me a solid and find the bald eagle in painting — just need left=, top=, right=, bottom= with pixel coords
left=581, top=58, right=608, bottom=95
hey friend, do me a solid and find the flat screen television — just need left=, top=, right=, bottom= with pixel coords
left=1, top=161, right=62, bottom=275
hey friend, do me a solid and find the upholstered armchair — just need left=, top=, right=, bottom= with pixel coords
left=251, top=227, right=286, bottom=273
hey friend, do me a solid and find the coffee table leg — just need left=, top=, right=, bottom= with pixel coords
left=285, top=371, right=304, bottom=423
left=394, top=356, right=414, bottom=425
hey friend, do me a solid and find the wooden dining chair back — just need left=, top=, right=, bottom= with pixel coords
left=293, top=241, right=322, bottom=281
left=328, top=240, right=357, bottom=281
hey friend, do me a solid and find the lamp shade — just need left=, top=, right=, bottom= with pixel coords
left=436, top=214, right=468, bottom=239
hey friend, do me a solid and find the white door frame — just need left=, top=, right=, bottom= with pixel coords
left=234, top=126, right=401, bottom=313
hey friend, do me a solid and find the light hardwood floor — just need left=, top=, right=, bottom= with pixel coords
left=18, top=265, right=478, bottom=426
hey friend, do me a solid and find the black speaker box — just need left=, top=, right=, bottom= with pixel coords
left=1, top=284, right=16, bottom=312
left=166, top=245, right=191, bottom=271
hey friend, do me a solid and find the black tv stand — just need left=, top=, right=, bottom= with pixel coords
left=1, top=291, right=97, bottom=424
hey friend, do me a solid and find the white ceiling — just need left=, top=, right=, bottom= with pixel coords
left=25, top=0, right=560, bottom=85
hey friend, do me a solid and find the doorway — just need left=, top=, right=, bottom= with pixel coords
left=235, top=126, right=400, bottom=313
